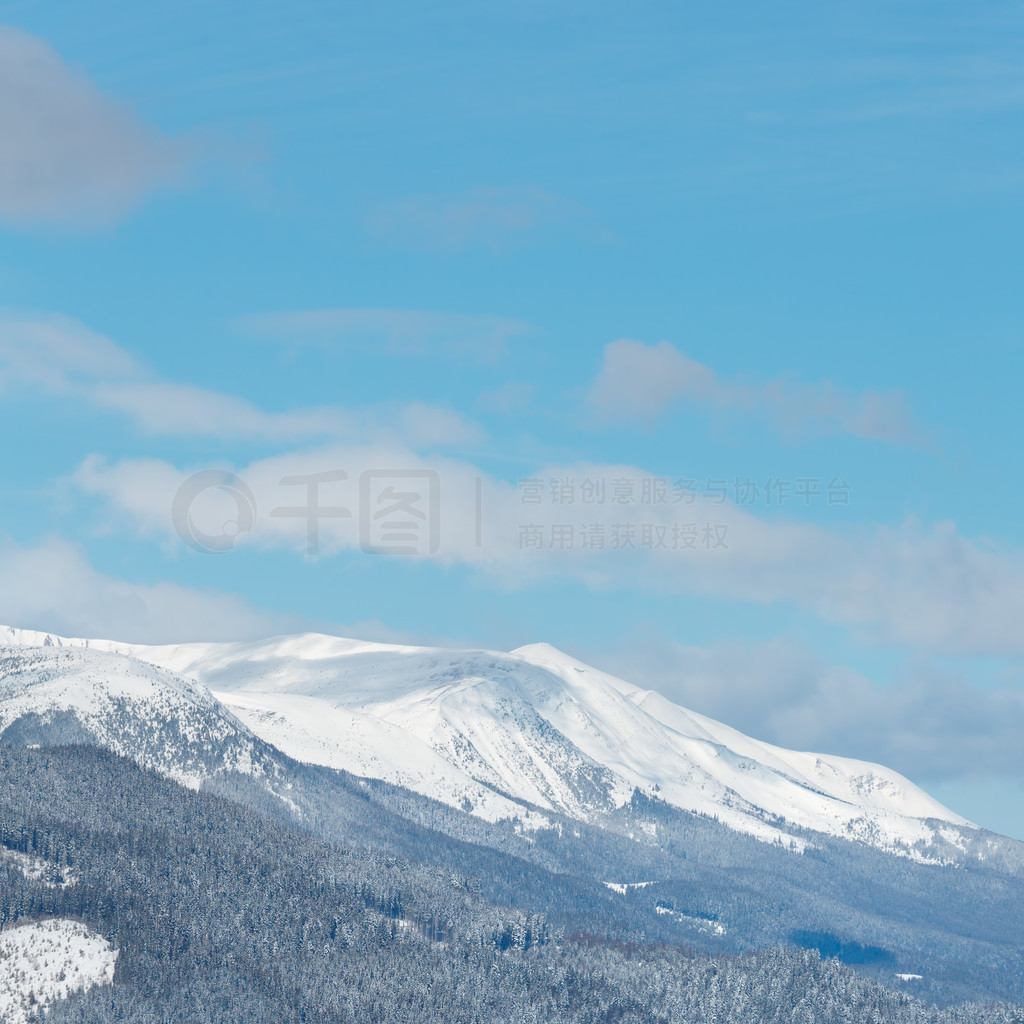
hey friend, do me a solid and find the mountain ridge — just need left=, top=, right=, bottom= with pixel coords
left=0, top=624, right=976, bottom=862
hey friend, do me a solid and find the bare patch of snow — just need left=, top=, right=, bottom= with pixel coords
left=603, top=881, right=656, bottom=894
left=654, top=905, right=726, bottom=935
left=0, top=918, right=116, bottom=1023
left=0, top=847, right=77, bottom=889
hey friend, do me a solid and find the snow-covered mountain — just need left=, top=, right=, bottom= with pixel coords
left=0, top=626, right=975, bottom=861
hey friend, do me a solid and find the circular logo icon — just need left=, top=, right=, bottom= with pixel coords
left=171, top=470, right=257, bottom=554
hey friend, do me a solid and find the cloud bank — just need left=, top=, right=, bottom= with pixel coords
left=0, top=535, right=293, bottom=644
left=588, top=633, right=1024, bottom=788
left=71, top=444, right=1024, bottom=658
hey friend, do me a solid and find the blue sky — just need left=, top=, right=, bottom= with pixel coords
left=1, top=1, right=1024, bottom=836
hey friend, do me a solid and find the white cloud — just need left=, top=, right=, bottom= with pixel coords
left=238, top=308, right=536, bottom=363
left=0, top=535, right=294, bottom=643
left=0, top=534, right=447, bottom=648
left=0, top=313, right=481, bottom=445
left=72, top=448, right=1024, bottom=658
left=587, top=338, right=919, bottom=442
left=0, top=25, right=187, bottom=225
left=72, top=446, right=511, bottom=563
left=365, top=187, right=605, bottom=250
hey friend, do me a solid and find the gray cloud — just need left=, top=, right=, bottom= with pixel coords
left=587, top=338, right=920, bottom=443
left=586, top=632, right=1024, bottom=788
left=0, top=25, right=187, bottom=225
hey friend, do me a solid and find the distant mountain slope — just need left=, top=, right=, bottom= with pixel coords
left=0, top=626, right=975, bottom=861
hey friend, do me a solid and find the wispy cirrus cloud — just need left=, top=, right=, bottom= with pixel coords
left=587, top=338, right=921, bottom=443
left=238, top=307, right=536, bottom=362
left=0, top=25, right=189, bottom=225
left=0, top=312, right=481, bottom=446
left=365, top=186, right=606, bottom=251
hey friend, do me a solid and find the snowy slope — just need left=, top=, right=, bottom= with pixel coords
left=0, top=626, right=975, bottom=858
left=0, top=634, right=282, bottom=789
left=0, top=919, right=116, bottom=1024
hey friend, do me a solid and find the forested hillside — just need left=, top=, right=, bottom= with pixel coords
left=1, top=744, right=1022, bottom=1024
